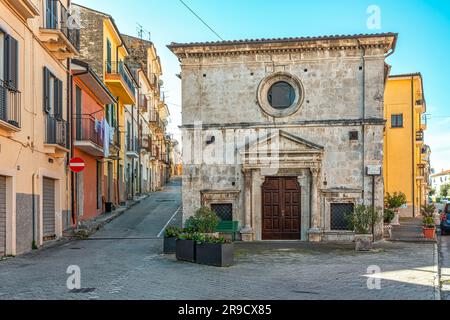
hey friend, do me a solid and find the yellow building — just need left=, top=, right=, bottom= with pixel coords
left=0, top=0, right=78, bottom=255
left=384, top=73, right=429, bottom=217
left=75, top=4, right=137, bottom=208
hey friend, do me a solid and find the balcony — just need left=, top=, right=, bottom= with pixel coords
left=105, top=61, right=136, bottom=105
left=4, top=0, right=40, bottom=20
left=416, top=130, right=424, bottom=145
left=44, top=115, right=69, bottom=157
left=140, top=135, right=152, bottom=155
left=139, top=94, right=148, bottom=113
left=39, top=0, right=79, bottom=61
left=74, top=116, right=104, bottom=157
left=126, top=136, right=139, bottom=158
left=0, top=80, right=21, bottom=134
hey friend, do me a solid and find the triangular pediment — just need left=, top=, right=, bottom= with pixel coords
left=242, top=130, right=324, bottom=154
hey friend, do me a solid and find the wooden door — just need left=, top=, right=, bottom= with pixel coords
left=0, top=176, right=6, bottom=256
left=262, top=177, right=301, bottom=240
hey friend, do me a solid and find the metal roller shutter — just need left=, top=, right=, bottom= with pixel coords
left=0, top=176, right=6, bottom=256
left=43, top=177, right=55, bottom=240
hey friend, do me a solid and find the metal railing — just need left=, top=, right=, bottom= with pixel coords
left=44, top=0, right=80, bottom=50
left=46, top=115, right=67, bottom=148
left=126, top=135, right=139, bottom=153
left=105, top=61, right=136, bottom=96
left=75, top=115, right=104, bottom=148
left=0, top=80, right=21, bottom=128
left=416, top=130, right=424, bottom=142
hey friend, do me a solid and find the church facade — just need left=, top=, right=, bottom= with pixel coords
left=169, top=33, right=397, bottom=242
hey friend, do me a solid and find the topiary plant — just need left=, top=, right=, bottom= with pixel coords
left=385, top=192, right=407, bottom=210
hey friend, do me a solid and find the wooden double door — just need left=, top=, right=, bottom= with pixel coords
left=262, top=177, right=301, bottom=240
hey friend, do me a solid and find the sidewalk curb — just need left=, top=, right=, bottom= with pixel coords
left=434, top=242, right=441, bottom=300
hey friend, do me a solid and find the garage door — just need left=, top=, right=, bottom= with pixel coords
left=0, top=176, right=6, bottom=256
left=43, top=177, right=56, bottom=240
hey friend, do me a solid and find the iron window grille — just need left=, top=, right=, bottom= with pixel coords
left=330, top=203, right=354, bottom=231
left=211, top=204, right=233, bottom=221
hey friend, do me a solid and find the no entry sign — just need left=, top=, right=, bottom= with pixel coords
left=69, top=157, right=85, bottom=173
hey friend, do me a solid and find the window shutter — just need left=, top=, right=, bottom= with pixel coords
left=5, top=35, right=18, bottom=90
left=55, top=78, right=63, bottom=119
left=43, top=67, right=50, bottom=113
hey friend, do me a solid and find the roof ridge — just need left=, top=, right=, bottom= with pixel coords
left=168, top=32, right=398, bottom=48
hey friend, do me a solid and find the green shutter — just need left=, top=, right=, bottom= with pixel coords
left=5, top=35, right=18, bottom=90
left=43, top=67, right=50, bottom=113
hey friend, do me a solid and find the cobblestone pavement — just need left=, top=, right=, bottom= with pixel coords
left=0, top=179, right=438, bottom=300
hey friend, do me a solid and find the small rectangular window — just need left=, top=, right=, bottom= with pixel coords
left=391, top=114, right=403, bottom=128
left=330, top=203, right=354, bottom=231
left=211, top=203, right=233, bottom=221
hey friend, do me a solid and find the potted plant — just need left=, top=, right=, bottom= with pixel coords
left=383, top=208, right=395, bottom=238
left=195, top=235, right=234, bottom=267
left=385, top=192, right=407, bottom=226
left=163, top=226, right=182, bottom=254
left=346, top=205, right=382, bottom=251
left=176, top=232, right=200, bottom=263
left=421, top=204, right=436, bottom=239
left=185, top=206, right=220, bottom=237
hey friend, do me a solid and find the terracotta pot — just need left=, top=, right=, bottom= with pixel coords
left=423, top=227, right=436, bottom=239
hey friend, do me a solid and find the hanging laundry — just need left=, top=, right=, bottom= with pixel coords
left=103, top=119, right=110, bottom=158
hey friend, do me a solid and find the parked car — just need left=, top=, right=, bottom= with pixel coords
left=440, top=204, right=450, bottom=236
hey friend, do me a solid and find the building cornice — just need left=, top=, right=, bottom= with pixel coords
left=168, top=33, right=398, bottom=58
left=180, top=118, right=386, bottom=129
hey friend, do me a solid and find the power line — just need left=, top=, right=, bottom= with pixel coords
left=178, top=0, right=224, bottom=41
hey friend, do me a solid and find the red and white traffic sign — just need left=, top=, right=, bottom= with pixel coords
left=69, top=157, right=85, bottom=173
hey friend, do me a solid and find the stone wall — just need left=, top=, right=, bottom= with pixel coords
left=174, top=36, right=393, bottom=241
left=76, top=5, right=105, bottom=79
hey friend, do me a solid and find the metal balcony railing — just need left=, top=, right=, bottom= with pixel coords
left=416, top=130, right=424, bottom=142
left=105, top=61, right=136, bottom=96
left=126, top=136, right=139, bottom=153
left=75, top=115, right=104, bottom=148
left=44, top=0, right=80, bottom=50
left=0, top=80, right=21, bottom=128
left=46, top=115, right=68, bottom=148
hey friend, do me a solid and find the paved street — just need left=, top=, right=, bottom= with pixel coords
left=0, top=178, right=439, bottom=300
left=439, top=234, right=450, bottom=300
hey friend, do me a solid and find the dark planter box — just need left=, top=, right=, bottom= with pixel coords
left=163, top=237, right=177, bottom=254
left=196, top=242, right=234, bottom=267
left=175, top=239, right=196, bottom=262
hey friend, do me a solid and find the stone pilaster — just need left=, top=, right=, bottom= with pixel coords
left=241, top=169, right=254, bottom=241
left=308, top=167, right=323, bottom=242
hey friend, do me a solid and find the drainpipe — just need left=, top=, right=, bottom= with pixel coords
left=137, top=70, right=142, bottom=196
left=411, top=76, right=416, bottom=217
left=357, top=39, right=366, bottom=203
left=32, top=173, right=36, bottom=248
left=67, top=58, right=75, bottom=227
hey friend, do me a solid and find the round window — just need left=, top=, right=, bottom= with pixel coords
left=257, top=72, right=304, bottom=118
left=267, top=81, right=296, bottom=109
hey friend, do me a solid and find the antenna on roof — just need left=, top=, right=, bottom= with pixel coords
left=137, top=23, right=144, bottom=39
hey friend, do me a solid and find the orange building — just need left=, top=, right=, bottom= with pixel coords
left=71, top=60, right=116, bottom=223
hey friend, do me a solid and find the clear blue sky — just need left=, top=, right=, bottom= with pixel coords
left=76, top=0, right=450, bottom=172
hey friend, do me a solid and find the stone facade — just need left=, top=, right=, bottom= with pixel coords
left=169, top=34, right=397, bottom=242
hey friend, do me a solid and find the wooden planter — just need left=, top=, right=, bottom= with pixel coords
left=175, top=239, right=196, bottom=262
left=196, top=242, right=234, bottom=267
left=354, top=234, right=373, bottom=251
left=423, top=227, right=436, bottom=239
left=163, top=236, right=177, bottom=254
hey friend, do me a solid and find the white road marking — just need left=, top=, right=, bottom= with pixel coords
left=157, top=206, right=181, bottom=238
